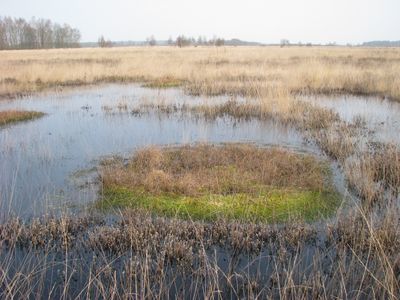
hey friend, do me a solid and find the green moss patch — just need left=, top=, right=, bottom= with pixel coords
left=98, top=186, right=340, bottom=223
left=98, top=144, right=341, bottom=222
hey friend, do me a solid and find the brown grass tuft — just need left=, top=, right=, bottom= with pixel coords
left=0, top=110, right=44, bottom=125
left=101, top=144, right=329, bottom=197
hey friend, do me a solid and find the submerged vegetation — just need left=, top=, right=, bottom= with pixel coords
left=0, top=208, right=399, bottom=298
left=0, top=110, right=44, bottom=125
left=99, top=145, right=339, bottom=222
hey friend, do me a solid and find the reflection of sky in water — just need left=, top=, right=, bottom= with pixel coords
left=299, top=94, right=400, bottom=145
left=0, top=84, right=312, bottom=218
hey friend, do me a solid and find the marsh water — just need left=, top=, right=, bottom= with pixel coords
left=300, top=94, right=400, bottom=145
left=1, top=85, right=398, bottom=298
left=2, top=85, right=398, bottom=219
left=0, top=84, right=316, bottom=219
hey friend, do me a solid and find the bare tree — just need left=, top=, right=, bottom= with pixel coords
left=175, top=35, right=192, bottom=47
left=98, top=35, right=112, bottom=48
left=280, top=39, right=290, bottom=47
left=59, top=24, right=80, bottom=48
left=0, top=19, right=6, bottom=49
left=54, top=24, right=65, bottom=48
left=22, top=21, right=36, bottom=48
left=98, top=35, right=106, bottom=47
left=0, top=16, right=81, bottom=50
left=3, top=17, right=15, bottom=48
left=173, top=35, right=225, bottom=47
left=196, top=36, right=203, bottom=46
left=36, top=19, right=53, bottom=48
left=69, top=28, right=81, bottom=48
left=146, top=35, right=156, bottom=46
left=214, top=38, right=225, bottom=47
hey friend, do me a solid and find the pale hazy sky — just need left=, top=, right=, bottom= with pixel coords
left=1, top=0, right=399, bottom=43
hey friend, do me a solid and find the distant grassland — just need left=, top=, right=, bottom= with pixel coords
left=0, top=46, right=399, bottom=101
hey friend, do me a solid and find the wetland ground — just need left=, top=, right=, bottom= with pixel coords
left=0, top=46, right=399, bottom=299
left=99, top=144, right=339, bottom=222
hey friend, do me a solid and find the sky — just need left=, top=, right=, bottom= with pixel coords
left=1, top=0, right=399, bottom=44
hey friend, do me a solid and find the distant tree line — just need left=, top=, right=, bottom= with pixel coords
left=141, top=35, right=223, bottom=47
left=0, top=16, right=81, bottom=50
left=146, top=35, right=157, bottom=46
left=280, top=39, right=316, bottom=47
left=144, top=35, right=225, bottom=47
left=98, top=35, right=113, bottom=48
left=172, top=35, right=225, bottom=47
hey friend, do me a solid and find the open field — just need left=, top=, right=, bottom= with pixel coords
left=1, top=46, right=400, bottom=101
left=0, top=46, right=399, bottom=298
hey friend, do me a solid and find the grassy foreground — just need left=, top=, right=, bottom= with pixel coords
left=0, top=110, right=44, bottom=126
left=99, top=144, right=339, bottom=222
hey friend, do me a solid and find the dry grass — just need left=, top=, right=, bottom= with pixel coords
left=0, top=110, right=44, bottom=125
left=1, top=46, right=400, bottom=298
left=345, top=144, right=400, bottom=206
left=1, top=46, right=400, bottom=101
left=0, top=209, right=398, bottom=298
left=132, top=93, right=400, bottom=213
left=99, top=144, right=338, bottom=222
left=101, top=144, right=328, bottom=195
